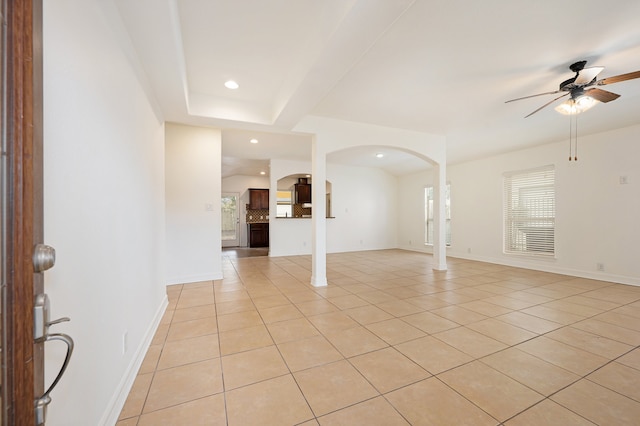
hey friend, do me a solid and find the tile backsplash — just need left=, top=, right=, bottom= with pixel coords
left=293, top=204, right=312, bottom=217
left=246, top=207, right=269, bottom=223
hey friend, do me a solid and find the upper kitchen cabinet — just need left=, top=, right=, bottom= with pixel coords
left=295, top=178, right=311, bottom=204
left=276, top=174, right=333, bottom=218
left=249, top=188, right=269, bottom=210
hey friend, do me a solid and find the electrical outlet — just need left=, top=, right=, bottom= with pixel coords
left=597, top=263, right=605, bottom=272
left=122, top=331, right=128, bottom=355
left=467, top=248, right=472, bottom=253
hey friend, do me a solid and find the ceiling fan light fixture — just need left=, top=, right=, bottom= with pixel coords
left=576, top=95, right=597, bottom=110
left=554, top=96, right=597, bottom=115
left=554, top=101, right=578, bottom=115
left=224, top=80, right=239, bottom=89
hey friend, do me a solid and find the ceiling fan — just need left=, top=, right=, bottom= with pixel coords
left=506, top=60, right=640, bottom=117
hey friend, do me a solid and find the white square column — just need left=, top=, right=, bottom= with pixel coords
left=311, top=135, right=328, bottom=286
left=433, top=162, right=448, bottom=271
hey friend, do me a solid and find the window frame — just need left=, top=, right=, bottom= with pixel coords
left=424, top=183, right=451, bottom=246
left=503, top=165, right=556, bottom=256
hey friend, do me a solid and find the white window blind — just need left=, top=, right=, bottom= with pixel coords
left=425, top=184, right=451, bottom=246
left=503, top=165, right=555, bottom=255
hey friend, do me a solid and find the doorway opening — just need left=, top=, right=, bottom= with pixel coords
left=221, top=193, right=240, bottom=247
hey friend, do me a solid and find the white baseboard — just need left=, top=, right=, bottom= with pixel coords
left=397, top=245, right=639, bottom=287
left=448, top=252, right=640, bottom=287
left=99, top=296, right=168, bottom=426
left=166, top=272, right=223, bottom=285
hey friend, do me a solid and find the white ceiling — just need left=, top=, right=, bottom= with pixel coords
left=115, top=0, right=640, bottom=177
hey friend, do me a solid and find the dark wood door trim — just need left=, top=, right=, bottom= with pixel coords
left=1, top=0, right=43, bottom=424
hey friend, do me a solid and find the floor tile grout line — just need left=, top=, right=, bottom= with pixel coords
left=119, top=250, right=640, bottom=424
left=145, top=282, right=224, bottom=418
left=134, top=285, right=182, bottom=423
left=466, top=324, right=640, bottom=420
left=222, top=257, right=634, bottom=415
left=568, top=341, right=640, bottom=399
left=216, top=257, right=239, bottom=426
left=225, top=257, right=319, bottom=423
left=224, top=257, right=444, bottom=422
left=499, top=395, right=596, bottom=426
left=428, top=375, right=503, bottom=424
left=497, top=339, right=640, bottom=425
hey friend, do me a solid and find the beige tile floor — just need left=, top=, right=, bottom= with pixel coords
left=117, top=249, right=640, bottom=425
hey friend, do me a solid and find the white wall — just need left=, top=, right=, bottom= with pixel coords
left=43, top=1, right=166, bottom=425
left=327, top=164, right=398, bottom=252
left=270, top=160, right=398, bottom=256
left=398, top=124, right=640, bottom=285
left=165, top=123, right=223, bottom=284
left=221, top=175, right=270, bottom=247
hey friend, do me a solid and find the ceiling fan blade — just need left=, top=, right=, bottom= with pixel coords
left=574, top=66, right=604, bottom=85
left=524, top=92, right=570, bottom=118
left=505, top=90, right=562, bottom=103
left=598, top=70, right=640, bottom=85
left=584, top=88, right=620, bottom=103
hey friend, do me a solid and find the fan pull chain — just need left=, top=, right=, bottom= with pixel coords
left=574, top=113, right=578, bottom=161
left=568, top=112, right=578, bottom=161
left=569, top=113, right=573, bottom=161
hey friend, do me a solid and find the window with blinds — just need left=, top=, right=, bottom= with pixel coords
left=425, top=184, right=451, bottom=246
left=503, top=165, right=555, bottom=255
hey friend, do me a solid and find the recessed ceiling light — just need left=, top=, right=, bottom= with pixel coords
left=224, top=80, right=239, bottom=89
left=375, top=153, right=384, bottom=158
left=260, top=171, right=266, bottom=175
left=250, top=138, right=258, bottom=144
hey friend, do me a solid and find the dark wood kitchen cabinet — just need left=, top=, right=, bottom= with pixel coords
left=295, top=183, right=311, bottom=204
left=249, top=188, right=269, bottom=209
left=249, top=223, right=269, bottom=247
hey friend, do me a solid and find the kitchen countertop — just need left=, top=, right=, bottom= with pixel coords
left=276, top=217, right=335, bottom=219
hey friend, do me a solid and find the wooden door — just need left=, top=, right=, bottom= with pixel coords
left=1, top=0, right=44, bottom=424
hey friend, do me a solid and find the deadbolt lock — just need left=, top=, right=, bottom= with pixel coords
left=33, top=244, right=56, bottom=273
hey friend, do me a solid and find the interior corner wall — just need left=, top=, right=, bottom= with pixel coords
left=165, top=123, right=223, bottom=284
left=397, top=124, right=640, bottom=286
left=43, top=1, right=166, bottom=425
